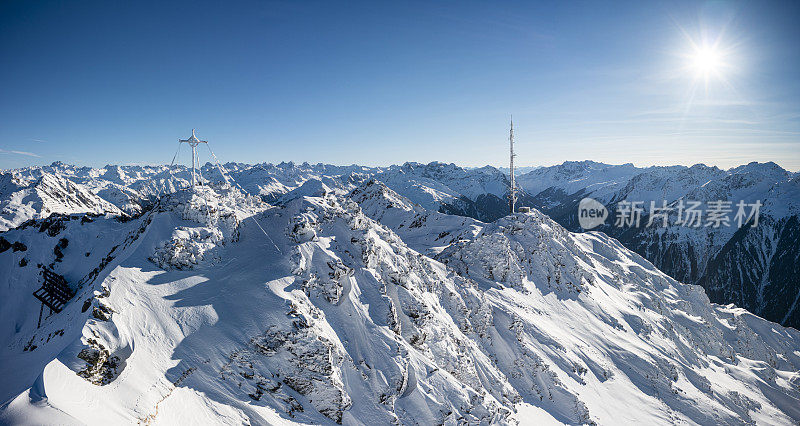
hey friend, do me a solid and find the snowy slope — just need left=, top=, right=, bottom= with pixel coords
left=1, top=183, right=799, bottom=425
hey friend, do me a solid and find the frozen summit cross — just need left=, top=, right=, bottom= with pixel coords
left=179, top=129, right=208, bottom=190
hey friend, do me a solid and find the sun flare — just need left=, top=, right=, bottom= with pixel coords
left=682, top=38, right=733, bottom=86
left=690, top=46, right=723, bottom=75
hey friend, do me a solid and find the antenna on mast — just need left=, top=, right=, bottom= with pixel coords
left=509, top=115, right=516, bottom=214
left=179, top=129, right=208, bottom=191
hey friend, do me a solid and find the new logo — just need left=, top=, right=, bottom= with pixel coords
left=578, top=198, right=608, bottom=230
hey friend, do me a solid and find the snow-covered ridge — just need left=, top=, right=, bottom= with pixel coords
left=1, top=182, right=799, bottom=424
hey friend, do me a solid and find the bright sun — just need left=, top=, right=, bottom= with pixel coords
left=690, top=46, right=723, bottom=76
left=683, top=38, right=735, bottom=88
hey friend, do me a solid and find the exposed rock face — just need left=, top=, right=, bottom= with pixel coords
left=76, top=338, right=122, bottom=385
left=250, top=304, right=352, bottom=423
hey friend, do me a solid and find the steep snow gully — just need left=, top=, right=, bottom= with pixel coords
left=0, top=181, right=799, bottom=425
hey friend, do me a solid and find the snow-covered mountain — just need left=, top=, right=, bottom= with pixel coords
left=515, top=161, right=800, bottom=329
left=2, top=160, right=797, bottom=330
left=0, top=171, right=123, bottom=231
left=2, top=159, right=798, bottom=326
left=1, top=177, right=799, bottom=424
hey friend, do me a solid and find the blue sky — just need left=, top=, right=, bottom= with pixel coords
left=1, top=0, right=798, bottom=170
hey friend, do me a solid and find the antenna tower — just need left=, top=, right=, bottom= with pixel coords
left=509, top=116, right=516, bottom=214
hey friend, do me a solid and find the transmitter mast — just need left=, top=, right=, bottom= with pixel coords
left=509, top=116, right=517, bottom=214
